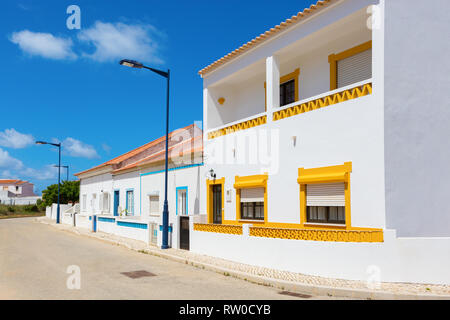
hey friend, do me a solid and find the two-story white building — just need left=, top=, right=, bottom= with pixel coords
left=190, top=0, right=450, bottom=285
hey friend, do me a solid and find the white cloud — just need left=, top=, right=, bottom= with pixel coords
left=0, top=148, right=23, bottom=170
left=0, top=149, right=57, bottom=181
left=22, top=165, right=58, bottom=180
left=61, top=137, right=99, bottom=159
left=78, top=21, right=164, bottom=64
left=102, top=143, right=111, bottom=153
left=10, top=30, right=76, bottom=60
left=0, top=128, right=35, bottom=149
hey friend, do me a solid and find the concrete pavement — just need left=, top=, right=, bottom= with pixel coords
left=0, top=218, right=336, bottom=300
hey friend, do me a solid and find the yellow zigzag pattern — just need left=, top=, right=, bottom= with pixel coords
left=208, top=115, right=267, bottom=140
left=249, top=226, right=383, bottom=243
left=273, top=83, right=372, bottom=121
left=194, top=223, right=243, bottom=235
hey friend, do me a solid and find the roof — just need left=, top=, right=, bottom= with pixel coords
left=75, top=123, right=203, bottom=177
left=112, top=135, right=203, bottom=174
left=198, top=0, right=335, bottom=77
left=0, top=179, right=30, bottom=185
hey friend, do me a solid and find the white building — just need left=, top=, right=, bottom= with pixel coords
left=190, top=0, right=450, bottom=285
left=74, top=124, right=203, bottom=249
left=0, top=179, right=40, bottom=205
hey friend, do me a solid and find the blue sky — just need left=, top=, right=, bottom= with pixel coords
left=0, top=0, right=314, bottom=193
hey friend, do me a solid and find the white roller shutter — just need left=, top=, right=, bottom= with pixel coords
left=306, top=183, right=345, bottom=207
left=337, top=49, right=372, bottom=88
left=149, top=196, right=159, bottom=214
left=240, top=188, right=264, bottom=203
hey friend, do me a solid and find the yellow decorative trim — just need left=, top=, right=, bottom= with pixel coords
left=206, top=178, right=225, bottom=224
left=265, top=68, right=300, bottom=111
left=249, top=226, right=383, bottom=243
left=329, top=41, right=372, bottom=90
left=194, top=223, right=243, bottom=235
left=272, top=83, right=372, bottom=121
left=298, top=163, right=352, bottom=229
left=234, top=174, right=268, bottom=223
left=207, top=115, right=267, bottom=140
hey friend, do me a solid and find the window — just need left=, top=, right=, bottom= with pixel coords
left=234, top=175, right=268, bottom=223
left=149, top=195, right=159, bottom=215
left=298, top=163, right=352, bottom=228
left=280, top=79, right=296, bottom=106
left=264, top=68, right=300, bottom=111
left=102, top=192, right=110, bottom=213
left=329, top=41, right=372, bottom=90
left=82, top=194, right=87, bottom=211
left=91, top=194, right=97, bottom=212
left=177, top=188, right=187, bottom=216
left=306, top=182, right=346, bottom=224
left=126, top=190, right=134, bottom=215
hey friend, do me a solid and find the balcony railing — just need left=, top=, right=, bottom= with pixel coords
left=273, top=80, right=373, bottom=121
left=206, top=80, right=373, bottom=140
left=207, top=114, right=267, bottom=140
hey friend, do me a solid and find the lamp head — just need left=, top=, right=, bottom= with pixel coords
left=119, top=59, right=143, bottom=69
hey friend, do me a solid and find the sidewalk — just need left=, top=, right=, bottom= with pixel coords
left=37, top=217, right=450, bottom=300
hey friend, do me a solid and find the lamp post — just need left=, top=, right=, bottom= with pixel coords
left=54, top=165, right=69, bottom=181
left=119, top=59, right=171, bottom=250
left=36, top=141, right=62, bottom=224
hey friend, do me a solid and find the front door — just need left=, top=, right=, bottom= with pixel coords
left=114, top=191, right=119, bottom=216
left=212, top=184, right=222, bottom=224
left=179, top=216, right=190, bottom=250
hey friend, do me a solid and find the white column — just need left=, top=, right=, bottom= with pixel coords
left=266, top=55, right=280, bottom=113
left=203, top=87, right=209, bottom=132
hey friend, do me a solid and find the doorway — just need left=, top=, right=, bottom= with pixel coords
left=114, top=190, right=119, bottom=216
left=212, top=184, right=222, bottom=224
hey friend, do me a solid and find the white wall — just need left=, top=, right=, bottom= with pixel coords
left=79, top=173, right=114, bottom=215
left=191, top=228, right=450, bottom=285
left=384, top=0, right=450, bottom=237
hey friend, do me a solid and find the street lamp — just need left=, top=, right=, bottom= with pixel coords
left=36, top=141, right=62, bottom=224
left=54, top=165, right=69, bottom=181
left=119, top=59, right=171, bottom=250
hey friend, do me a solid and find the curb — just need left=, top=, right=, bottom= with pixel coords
left=37, top=218, right=450, bottom=300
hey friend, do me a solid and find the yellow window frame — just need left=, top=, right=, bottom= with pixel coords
left=234, top=174, right=268, bottom=224
left=264, top=68, right=300, bottom=111
left=328, top=41, right=372, bottom=91
left=297, top=162, right=352, bottom=230
left=206, top=178, right=225, bottom=224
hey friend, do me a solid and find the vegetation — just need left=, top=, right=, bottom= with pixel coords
left=0, top=204, right=44, bottom=219
left=41, top=180, right=80, bottom=208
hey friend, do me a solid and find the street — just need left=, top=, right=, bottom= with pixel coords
left=0, top=218, right=333, bottom=300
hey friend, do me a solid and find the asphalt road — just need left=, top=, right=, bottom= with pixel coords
left=0, top=218, right=334, bottom=300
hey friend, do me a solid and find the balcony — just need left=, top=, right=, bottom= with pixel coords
left=204, top=6, right=376, bottom=139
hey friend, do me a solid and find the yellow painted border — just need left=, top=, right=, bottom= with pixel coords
left=206, top=178, right=225, bottom=224
left=328, top=41, right=372, bottom=90
left=194, top=223, right=243, bottom=235
left=207, top=115, right=267, bottom=140
left=298, top=162, right=352, bottom=229
left=272, top=83, right=372, bottom=121
left=265, top=68, right=300, bottom=111
left=233, top=174, right=268, bottom=224
left=249, top=226, right=383, bottom=243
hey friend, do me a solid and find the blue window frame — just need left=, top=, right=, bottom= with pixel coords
left=176, top=186, right=188, bottom=216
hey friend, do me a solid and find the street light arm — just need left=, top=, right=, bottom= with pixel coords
left=143, top=66, right=169, bottom=78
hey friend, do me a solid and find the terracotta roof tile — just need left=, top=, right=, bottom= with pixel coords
left=198, top=0, right=334, bottom=77
left=74, top=123, right=203, bottom=177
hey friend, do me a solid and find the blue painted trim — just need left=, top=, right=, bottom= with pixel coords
left=89, top=216, right=92, bottom=221
left=176, top=186, right=188, bottom=216
left=159, top=225, right=173, bottom=233
left=140, top=163, right=204, bottom=177
left=113, top=189, right=120, bottom=217
left=117, top=221, right=148, bottom=230
left=125, top=189, right=135, bottom=216
left=98, top=217, right=115, bottom=223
